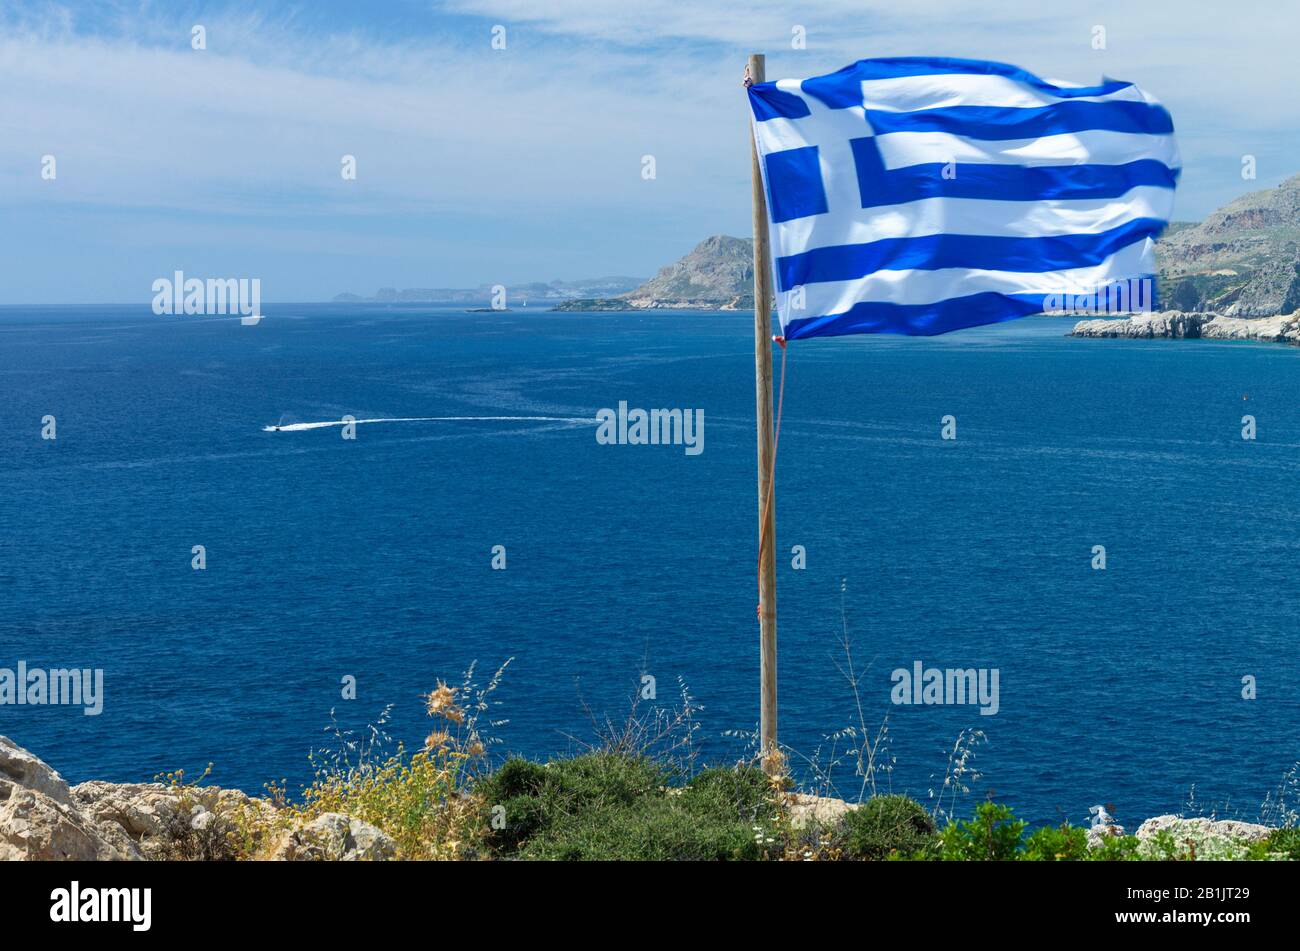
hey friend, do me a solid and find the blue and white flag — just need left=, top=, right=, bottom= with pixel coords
left=748, top=57, right=1180, bottom=340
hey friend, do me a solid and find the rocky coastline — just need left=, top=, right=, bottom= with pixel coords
left=2, top=735, right=1286, bottom=861
left=1, top=736, right=394, bottom=861
left=1070, top=310, right=1300, bottom=345
left=551, top=294, right=754, bottom=312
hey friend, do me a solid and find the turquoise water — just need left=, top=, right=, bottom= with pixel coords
left=3, top=304, right=1298, bottom=826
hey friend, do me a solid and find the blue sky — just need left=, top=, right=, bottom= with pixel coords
left=1, top=0, right=1294, bottom=303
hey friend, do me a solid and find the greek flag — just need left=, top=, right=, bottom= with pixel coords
left=748, top=57, right=1180, bottom=340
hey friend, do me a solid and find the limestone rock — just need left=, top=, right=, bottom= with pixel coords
left=624, top=235, right=754, bottom=304
left=1071, top=310, right=1300, bottom=345
left=786, top=793, right=855, bottom=829
left=71, top=781, right=185, bottom=841
left=1136, top=815, right=1272, bottom=844
left=0, top=735, right=72, bottom=805
left=0, top=787, right=139, bottom=861
left=72, top=779, right=272, bottom=846
left=270, top=813, right=396, bottom=861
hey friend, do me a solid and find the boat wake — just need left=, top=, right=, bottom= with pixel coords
left=263, top=415, right=595, bottom=432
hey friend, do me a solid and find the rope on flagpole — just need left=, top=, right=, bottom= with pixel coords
left=757, top=336, right=787, bottom=619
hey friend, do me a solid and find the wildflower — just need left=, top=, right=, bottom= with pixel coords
left=425, top=681, right=465, bottom=723
left=424, top=730, right=452, bottom=751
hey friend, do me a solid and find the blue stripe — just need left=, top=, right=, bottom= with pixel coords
left=864, top=100, right=1173, bottom=139
left=850, top=152, right=1178, bottom=210
left=781, top=280, right=1157, bottom=339
left=783, top=292, right=1048, bottom=339
left=777, top=218, right=1164, bottom=292
left=802, top=57, right=1135, bottom=110
left=749, top=84, right=811, bottom=121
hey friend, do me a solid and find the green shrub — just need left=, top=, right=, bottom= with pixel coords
left=475, top=752, right=665, bottom=855
left=679, top=766, right=772, bottom=817
left=1086, top=833, right=1141, bottom=861
left=841, top=795, right=936, bottom=860
left=474, top=754, right=780, bottom=860
left=1263, top=827, right=1300, bottom=861
left=938, top=802, right=1026, bottom=861
left=520, top=794, right=770, bottom=861
left=1021, top=823, right=1088, bottom=861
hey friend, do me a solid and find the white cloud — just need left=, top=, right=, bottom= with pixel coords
left=0, top=0, right=1295, bottom=300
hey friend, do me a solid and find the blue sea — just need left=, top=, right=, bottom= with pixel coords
left=3, top=304, right=1299, bottom=827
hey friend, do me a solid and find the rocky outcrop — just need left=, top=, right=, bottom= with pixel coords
left=1, top=736, right=400, bottom=861
left=0, top=736, right=74, bottom=805
left=1070, top=310, right=1300, bottom=345
left=1156, top=174, right=1300, bottom=314
left=1136, top=815, right=1272, bottom=843
left=786, top=792, right=855, bottom=829
left=0, top=787, right=140, bottom=861
left=624, top=235, right=754, bottom=303
left=0, top=736, right=139, bottom=861
left=71, top=780, right=271, bottom=853
left=1159, top=175, right=1300, bottom=281
left=1224, top=255, right=1300, bottom=316
left=268, top=813, right=396, bottom=862
left=553, top=236, right=759, bottom=312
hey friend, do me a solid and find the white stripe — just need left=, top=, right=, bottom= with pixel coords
left=875, top=130, right=1180, bottom=170
left=857, top=74, right=1148, bottom=112
left=771, top=187, right=1176, bottom=253
left=779, top=239, right=1155, bottom=321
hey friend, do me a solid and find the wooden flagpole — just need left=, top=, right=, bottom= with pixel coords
left=746, top=52, right=779, bottom=772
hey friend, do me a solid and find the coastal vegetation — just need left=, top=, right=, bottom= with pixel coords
left=6, top=653, right=1297, bottom=861
left=128, top=704, right=1300, bottom=860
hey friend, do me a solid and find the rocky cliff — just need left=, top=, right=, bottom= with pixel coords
left=0, top=735, right=394, bottom=861
left=622, top=235, right=753, bottom=304
left=553, top=235, right=756, bottom=311
left=1157, top=174, right=1300, bottom=314
left=1070, top=310, right=1300, bottom=344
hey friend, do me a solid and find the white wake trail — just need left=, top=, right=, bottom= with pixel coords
left=263, top=415, right=595, bottom=432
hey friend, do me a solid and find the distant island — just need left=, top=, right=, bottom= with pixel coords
left=335, top=235, right=757, bottom=313
left=333, top=276, right=644, bottom=306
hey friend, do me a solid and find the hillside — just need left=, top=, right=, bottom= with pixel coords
left=623, top=235, right=754, bottom=304
left=553, top=235, right=756, bottom=311
left=1157, top=175, right=1300, bottom=314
